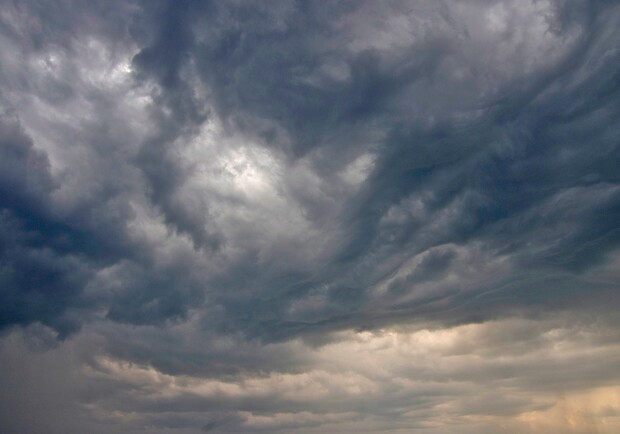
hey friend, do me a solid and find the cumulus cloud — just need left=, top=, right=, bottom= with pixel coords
left=1, top=0, right=619, bottom=432
left=3, top=314, right=620, bottom=433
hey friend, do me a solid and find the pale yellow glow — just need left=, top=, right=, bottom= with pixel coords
left=82, top=319, right=620, bottom=433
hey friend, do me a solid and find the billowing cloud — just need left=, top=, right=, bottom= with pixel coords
left=1, top=0, right=619, bottom=432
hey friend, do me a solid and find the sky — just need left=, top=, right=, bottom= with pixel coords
left=1, top=0, right=620, bottom=433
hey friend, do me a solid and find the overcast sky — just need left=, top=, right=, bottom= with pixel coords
left=1, top=0, right=620, bottom=433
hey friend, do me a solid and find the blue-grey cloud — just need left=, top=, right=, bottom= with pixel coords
left=1, top=0, right=620, bottom=432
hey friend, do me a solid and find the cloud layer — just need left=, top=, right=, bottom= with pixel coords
left=1, top=0, right=619, bottom=432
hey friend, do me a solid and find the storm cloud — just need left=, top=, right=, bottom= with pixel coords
left=1, top=0, right=620, bottom=432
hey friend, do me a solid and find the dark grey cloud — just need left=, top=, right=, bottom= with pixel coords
left=123, top=0, right=620, bottom=341
left=0, top=116, right=90, bottom=336
left=1, top=0, right=620, bottom=432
